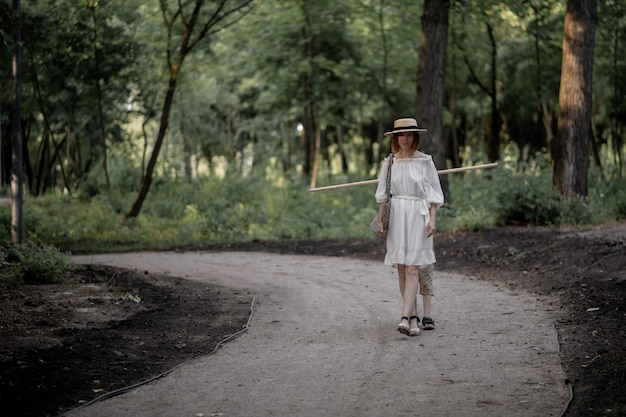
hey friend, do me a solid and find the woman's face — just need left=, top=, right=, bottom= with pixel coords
left=397, top=132, right=414, bottom=150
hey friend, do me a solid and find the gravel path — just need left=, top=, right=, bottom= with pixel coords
left=70, top=252, right=570, bottom=417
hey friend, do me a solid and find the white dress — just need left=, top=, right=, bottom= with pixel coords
left=375, top=153, right=444, bottom=266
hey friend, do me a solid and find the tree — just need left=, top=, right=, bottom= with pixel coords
left=0, top=0, right=138, bottom=197
left=125, top=0, right=255, bottom=219
left=594, top=0, right=626, bottom=174
left=553, top=0, right=597, bottom=199
left=11, top=0, right=23, bottom=244
left=499, top=0, right=563, bottom=164
left=462, top=20, right=500, bottom=163
left=415, top=0, right=451, bottom=202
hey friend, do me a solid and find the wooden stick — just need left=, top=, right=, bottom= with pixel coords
left=308, top=162, right=498, bottom=192
left=436, top=162, right=498, bottom=175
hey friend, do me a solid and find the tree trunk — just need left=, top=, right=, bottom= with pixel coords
left=126, top=74, right=178, bottom=219
left=449, top=50, right=460, bottom=168
left=415, top=0, right=451, bottom=203
left=377, top=0, right=388, bottom=170
left=125, top=0, right=255, bottom=218
left=180, top=112, right=193, bottom=183
left=609, top=18, right=623, bottom=173
left=541, top=102, right=555, bottom=161
left=310, top=111, right=321, bottom=189
left=486, top=23, right=500, bottom=163
left=460, top=20, right=500, bottom=165
left=11, top=0, right=23, bottom=244
left=89, top=4, right=110, bottom=188
left=335, top=124, right=348, bottom=173
left=299, top=7, right=314, bottom=177
left=553, top=0, right=597, bottom=199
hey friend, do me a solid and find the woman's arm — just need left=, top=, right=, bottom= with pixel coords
left=426, top=203, right=437, bottom=237
left=377, top=202, right=387, bottom=236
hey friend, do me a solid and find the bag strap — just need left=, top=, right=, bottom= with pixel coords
left=385, top=153, right=393, bottom=199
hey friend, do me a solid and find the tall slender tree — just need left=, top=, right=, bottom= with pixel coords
left=11, top=0, right=23, bottom=244
left=553, top=0, right=597, bottom=198
left=415, top=0, right=450, bottom=202
left=126, top=0, right=255, bottom=219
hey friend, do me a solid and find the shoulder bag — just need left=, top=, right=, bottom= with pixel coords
left=370, top=155, right=393, bottom=237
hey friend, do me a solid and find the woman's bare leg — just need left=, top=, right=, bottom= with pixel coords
left=402, top=266, right=419, bottom=319
left=396, top=265, right=410, bottom=328
left=397, top=264, right=406, bottom=295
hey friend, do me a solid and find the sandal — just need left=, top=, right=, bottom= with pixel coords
left=422, top=316, right=435, bottom=330
left=409, top=316, right=421, bottom=336
left=397, top=316, right=410, bottom=335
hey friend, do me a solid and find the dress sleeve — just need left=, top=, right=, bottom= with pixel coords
left=424, top=158, right=444, bottom=208
left=374, top=157, right=391, bottom=203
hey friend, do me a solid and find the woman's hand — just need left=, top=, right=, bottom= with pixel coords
left=377, top=219, right=387, bottom=237
left=426, top=220, right=436, bottom=237
left=426, top=203, right=438, bottom=237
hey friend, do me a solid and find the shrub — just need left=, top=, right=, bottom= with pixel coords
left=4, top=242, right=76, bottom=285
left=610, top=183, right=626, bottom=220
left=0, top=209, right=9, bottom=238
left=495, top=173, right=563, bottom=225
left=0, top=246, right=18, bottom=291
left=560, top=197, right=593, bottom=224
left=450, top=206, right=496, bottom=231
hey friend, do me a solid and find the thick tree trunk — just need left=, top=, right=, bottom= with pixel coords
left=415, top=0, right=451, bottom=202
left=553, top=0, right=597, bottom=199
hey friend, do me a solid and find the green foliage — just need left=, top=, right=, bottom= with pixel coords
left=3, top=0, right=625, bottom=203
left=616, top=196, right=626, bottom=220
left=0, top=242, right=75, bottom=287
left=0, top=208, right=10, bottom=239
left=592, top=174, right=626, bottom=221
left=10, top=169, right=383, bottom=252
left=442, top=158, right=622, bottom=230
left=495, top=170, right=563, bottom=225
left=0, top=246, right=19, bottom=290
left=3, top=154, right=623, bottom=255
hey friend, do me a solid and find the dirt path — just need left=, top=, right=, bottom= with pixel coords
left=66, top=252, right=570, bottom=417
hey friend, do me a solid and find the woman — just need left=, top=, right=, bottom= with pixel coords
left=375, top=118, right=444, bottom=336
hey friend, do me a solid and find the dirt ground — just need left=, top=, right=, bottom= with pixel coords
left=0, top=223, right=624, bottom=417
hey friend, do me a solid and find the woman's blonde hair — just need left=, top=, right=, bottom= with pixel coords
left=391, top=132, right=420, bottom=153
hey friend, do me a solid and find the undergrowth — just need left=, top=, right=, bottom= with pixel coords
left=0, top=242, right=75, bottom=290
left=0, top=158, right=625, bottom=255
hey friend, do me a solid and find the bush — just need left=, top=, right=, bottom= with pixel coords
left=0, top=246, right=19, bottom=291
left=608, top=181, right=626, bottom=220
left=0, top=209, right=9, bottom=238
left=2, top=242, right=76, bottom=285
left=617, top=197, right=626, bottom=220
left=495, top=174, right=563, bottom=225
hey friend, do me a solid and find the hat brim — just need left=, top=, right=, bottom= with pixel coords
left=384, top=127, right=428, bottom=136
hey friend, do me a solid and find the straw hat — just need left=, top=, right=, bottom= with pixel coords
left=384, top=118, right=428, bottom=136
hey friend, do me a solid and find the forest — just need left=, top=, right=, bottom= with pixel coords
left=1, top=3, right=626, bottom=416
left=1, top=0, right=625, bottom=249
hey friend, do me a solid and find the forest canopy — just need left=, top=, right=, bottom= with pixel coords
left=1, top=0, right=625, bottom=240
